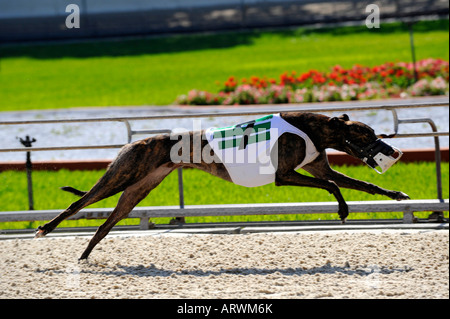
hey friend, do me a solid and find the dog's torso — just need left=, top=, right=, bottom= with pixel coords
left=205, top=113, right=319, bottom=187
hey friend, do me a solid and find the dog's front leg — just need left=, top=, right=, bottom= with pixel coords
left=304, top=165, right=409, bottom=200
left=326, top=169, right=409, bottom=200
left=302, top=153, right=410, bottom=201
left=275, top=170, right=349, bottom=222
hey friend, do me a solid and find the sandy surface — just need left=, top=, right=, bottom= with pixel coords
left=0, top=230, right=448, bottom=299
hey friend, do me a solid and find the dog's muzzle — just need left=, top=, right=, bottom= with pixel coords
left=345, top=139, right=403, bottom=174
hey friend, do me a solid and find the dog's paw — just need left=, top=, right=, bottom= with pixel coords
left=393, top=191, right=410, bottom=201
left=338, top=203, right=349, bottom=222
left=34, top=226, right=47, bottom=238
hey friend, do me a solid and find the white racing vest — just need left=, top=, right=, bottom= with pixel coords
left=205, top=113, right=319, bottom=187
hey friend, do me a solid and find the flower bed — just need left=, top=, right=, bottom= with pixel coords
left=175, top=58, right=449, bottom=105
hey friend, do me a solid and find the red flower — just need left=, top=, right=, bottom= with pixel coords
left=312, top=75, right=326, bottom=84
left=329, top=72, right=339, bottom=80
left=259, top=79, right=268, bottom=88
left=224, top=76, right=237, bottom=91
left=280, top=72, right=296, bottom=85
left=297, top=73, right=309, bottom=82
left=250, top=76, right=259, bottom=84
left=396, top=69, right=404, bottom=77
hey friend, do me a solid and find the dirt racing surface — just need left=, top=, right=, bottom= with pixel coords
left=0, top=229, right=448, bottom=299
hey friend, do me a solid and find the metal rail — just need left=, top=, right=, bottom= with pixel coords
left=0, top=144, right=125, bottom=153
left=0, top=131, right=447, bottom=153
left=1, top=200, right=448, bottom=228
left=0, top=132, right=447, bottom=153
left=390, top=109, right=445, bottom=200
left=0, top=101, right=448, bottom=126
left=0, top=101, right=448, bottom=154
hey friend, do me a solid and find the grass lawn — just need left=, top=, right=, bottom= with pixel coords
left=0, top=20, right=448, bottom=111
left=0, top=161, right=448, bottom=229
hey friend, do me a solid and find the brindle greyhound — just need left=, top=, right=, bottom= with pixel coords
left=35, top=112, right=409, bottom=260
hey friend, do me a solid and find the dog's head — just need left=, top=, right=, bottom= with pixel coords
left=329, top=114, right=402, bottom=173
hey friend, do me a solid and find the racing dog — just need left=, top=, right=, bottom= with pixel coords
left=35, top=112, right=409, bottom=260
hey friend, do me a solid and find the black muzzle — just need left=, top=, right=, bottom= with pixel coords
left=345, top=139, right=402, bottom=173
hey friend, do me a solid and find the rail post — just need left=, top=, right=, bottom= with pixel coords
left=18, top=135, right=36, bottom=210
left=405, top=20, right=419, bottom=82
left=391, top=109, right=444, bottom=220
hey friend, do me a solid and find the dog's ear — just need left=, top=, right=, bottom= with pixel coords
left=329, top=117, right=341, bottom=129
left=329, top=115, right=348, bottom=128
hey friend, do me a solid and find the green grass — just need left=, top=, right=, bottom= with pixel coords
left=0, top=20, right=448, bottom=111
left=0, top=162, right=448, bottom=229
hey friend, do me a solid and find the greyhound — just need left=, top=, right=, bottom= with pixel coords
left=35, top=112, right=409, bottom=260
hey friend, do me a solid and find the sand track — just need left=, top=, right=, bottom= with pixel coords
left=0, top=230, right=448, bottom=299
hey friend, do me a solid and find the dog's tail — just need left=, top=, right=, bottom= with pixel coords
left=60, top=186, right=87, bottom=197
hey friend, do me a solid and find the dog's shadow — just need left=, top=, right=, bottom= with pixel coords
left=71, top=262, right=412, bottom=278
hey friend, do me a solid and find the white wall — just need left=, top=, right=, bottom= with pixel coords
left=0, top=0, right=79, bottom=18
left=0, top=0, right=247, bottom=19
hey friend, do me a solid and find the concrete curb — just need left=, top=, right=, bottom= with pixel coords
left=1, top=222, right=447, bottom=241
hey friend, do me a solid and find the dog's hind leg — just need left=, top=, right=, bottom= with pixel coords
left=35, top=175, right=126, bottom=238
left=35, top=142, right=163, bottom=238
left=79, top=165, right=175, bottom=260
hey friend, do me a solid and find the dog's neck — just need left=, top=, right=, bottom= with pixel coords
left=280, top=112, right=344, bottom=152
